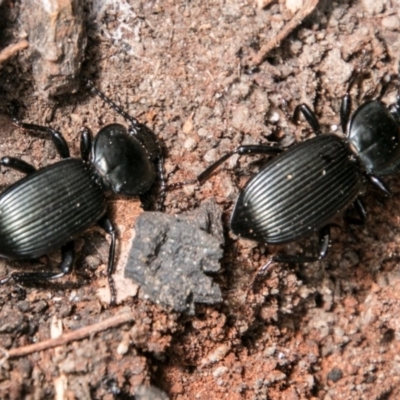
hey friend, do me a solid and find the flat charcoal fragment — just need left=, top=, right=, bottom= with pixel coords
left=125, top=199, right=224, bottom=314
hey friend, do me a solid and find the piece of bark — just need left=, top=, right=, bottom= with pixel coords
left=23, top=0, right=86, bottom=98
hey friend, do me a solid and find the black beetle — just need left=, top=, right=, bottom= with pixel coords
left=189, top=76, right=400, bottom=280
left=0, top=82, right=165, bottom=304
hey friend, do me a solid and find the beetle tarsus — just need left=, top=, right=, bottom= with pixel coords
left=1, top=157, right=36, bottom=174
left=293, top=104, right=321, bottom=134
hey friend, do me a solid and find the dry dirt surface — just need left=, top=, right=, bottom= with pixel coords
left=1, top=0, right=400, bottom=399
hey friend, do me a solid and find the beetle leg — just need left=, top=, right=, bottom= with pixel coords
left=341, top=67, right=371, bottom=135
left=139, top=169, right=166, bottom=212
left=138, top=192, right=152, bottom=211
left=340, top=72, right=362, bottom=134
left=0, top=275, right=11, bottom=284
left=317, top=225, right=330, bottom=259
left=3, top=241, right=75, bottom=284
left=368, top=175, right=391, bottom=196
left=170, top=144, right=282, bottom=199
left=340, top=93, right=352, bottom=134
left=12, top=119, right=70, bottom=159
left=97, top=215, right=117, bottom=305
left=249, top=226, right=331, bottom=290
left=345, top=198, right=367, bottom=225
left=354, top=198, right=367, bottom=221
left=80, top=127, right=92, bottom=162
left=155, top=156, right=166, bottom=211
left=293, top=104, right=321, bottom=134
left=57, top=241, right=75, bottom=277
left=388, top=95, right=400, bottom=124
left=197, top=144, right=283, bottom=184
left=272, top=225, right=330, bottom=264
left=0, top=156, right=36, bottom=174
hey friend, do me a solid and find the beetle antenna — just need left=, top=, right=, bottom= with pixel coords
left=85, top=80, right=140, bottom=129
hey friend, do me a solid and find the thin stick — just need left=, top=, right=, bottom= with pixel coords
left=5, top=312, right=134, bottom=359
left=251, top=0, right=320, bottom=66
left=0, top=40, right=29, bottom=65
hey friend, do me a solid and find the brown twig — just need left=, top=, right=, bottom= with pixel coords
left=256, top=0, right=276, bottom=8
left=251, top=0, right=320, bottom=66
left=5, top=312, right=134, bottom=359
left=0, top=40, right=29, bottom=65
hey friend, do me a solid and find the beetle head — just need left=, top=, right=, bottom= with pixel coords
left=348, top=100, right=400, bottom=176
left=91, top=123, right=156, bottom=196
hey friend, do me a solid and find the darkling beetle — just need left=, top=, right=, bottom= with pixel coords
left=0, top=81, right=165, bottom=304
left=189, top=74, right=400, bottom=282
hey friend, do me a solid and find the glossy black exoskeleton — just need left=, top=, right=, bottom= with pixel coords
left=192, top=77, right=400, bottom=280
left=0, top=82, right=165, bottom=304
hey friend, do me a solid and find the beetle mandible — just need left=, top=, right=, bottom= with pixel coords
left=0, top=81, right=165, bottom=304
left=187, top=74, right=400, bottom=282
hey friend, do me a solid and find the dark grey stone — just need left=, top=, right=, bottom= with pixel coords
left=125, top=199, right=224, bottom=314
left=327, top=367, right=343, bottom=382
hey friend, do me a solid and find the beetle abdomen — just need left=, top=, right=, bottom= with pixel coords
left=231, top=134, right=362, bottom=244
left=0, top=159, right=107, bottom=259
